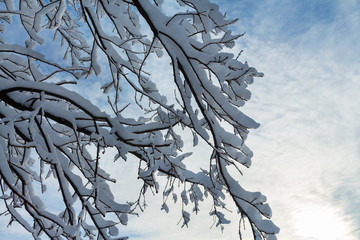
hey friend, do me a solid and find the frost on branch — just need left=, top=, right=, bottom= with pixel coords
left=0, top=0, right=279, bottom=239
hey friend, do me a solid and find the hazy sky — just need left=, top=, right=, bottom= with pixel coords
left=0, top=0, right=359, bottom=240
left=220, top=0, right=360, bottom=239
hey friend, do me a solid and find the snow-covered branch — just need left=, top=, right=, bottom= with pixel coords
left=0, top=0, right=279, bottom=239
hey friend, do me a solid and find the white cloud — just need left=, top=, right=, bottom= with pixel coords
left=1, top=1, right=359, bottom=239
left=226, top=1, right=360, bottom=239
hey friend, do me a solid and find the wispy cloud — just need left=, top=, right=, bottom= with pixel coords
left=0, top=1, right=359, bottom=240
left=223, top=0, right=360, bottom=239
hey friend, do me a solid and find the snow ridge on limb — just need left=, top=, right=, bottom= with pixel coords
left=0, top=0, right=278, bottom=239
left=133, top=0, right=278, bottom=239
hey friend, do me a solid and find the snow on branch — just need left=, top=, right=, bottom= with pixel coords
left=0, top=0, right=279, bottom=239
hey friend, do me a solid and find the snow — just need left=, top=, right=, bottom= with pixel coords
left=0, top=0, right=278, bottom=239
left=33, top=2, right=58, bottom=33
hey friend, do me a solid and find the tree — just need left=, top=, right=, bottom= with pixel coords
left=0, top=0, right=279, bottom=239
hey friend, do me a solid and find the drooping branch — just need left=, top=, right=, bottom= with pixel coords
left=0, top=0, right=279, bottom=239
left=132, top=0, right=279, bottom=238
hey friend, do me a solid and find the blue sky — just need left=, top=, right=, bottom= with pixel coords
left=223, top=0, right=360, bottom=239
left=133, top=0, right=360, bottom=239
left=111, top=1, right=360, bottom=239
left=0, top=0, right=359, bottom=240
